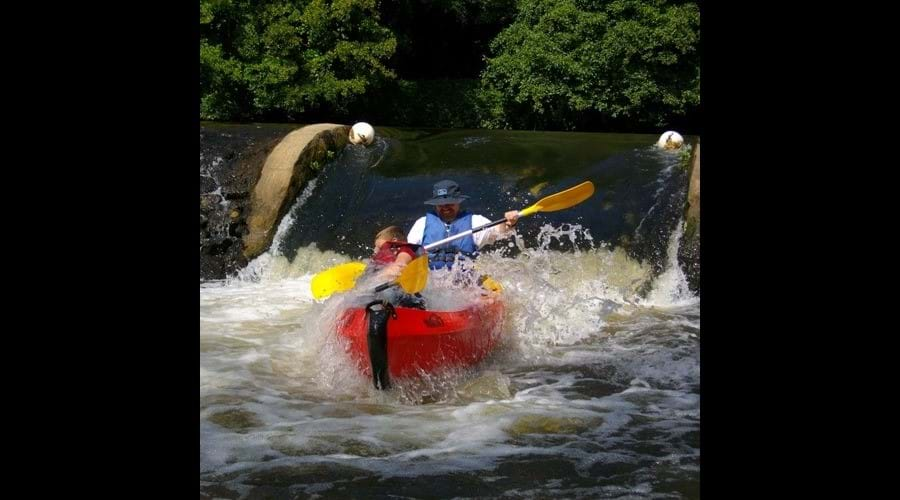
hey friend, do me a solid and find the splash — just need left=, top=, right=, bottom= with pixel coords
left=534, top=223, right=595, bottom=253
left=641, top=220, right=698, bottom=308
left=206, top=218, right=698, bottom=400
left=234, top=179, right=321, bottom=282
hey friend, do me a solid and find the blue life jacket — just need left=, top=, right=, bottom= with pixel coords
left=423, top=212, right=478, bottom=270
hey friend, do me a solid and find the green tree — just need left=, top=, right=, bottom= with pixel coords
left=200, top=0, right=397, bottom=120
left=477, top=0, right=700, bottom=130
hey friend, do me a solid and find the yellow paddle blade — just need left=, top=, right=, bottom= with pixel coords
left=396, top=255, right=429, bottom=294
left=479, top=276, right=503, bottom=292
left=518, top=181, right=595, bottom=217
left=310, top=261, right=367, bottom=300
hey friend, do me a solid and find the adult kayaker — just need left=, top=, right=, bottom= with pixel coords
left=406, top=180, right=519, bottom=274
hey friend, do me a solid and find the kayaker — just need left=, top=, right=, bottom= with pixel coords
left=372, top=225, right=418, bottom=280
left=369, top=225, right=426, bottom=309
left=406, top=180, right=519, bottom=274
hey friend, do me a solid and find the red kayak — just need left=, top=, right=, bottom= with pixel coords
left=336, top=293, right=505, bottom=389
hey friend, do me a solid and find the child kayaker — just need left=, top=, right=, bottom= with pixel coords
left=370, top=225, right=426, bottom=309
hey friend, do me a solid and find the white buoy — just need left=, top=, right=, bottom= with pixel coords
left=657, top=131, right=684, bottom=150
left=349, top=122, right=375, bottom=146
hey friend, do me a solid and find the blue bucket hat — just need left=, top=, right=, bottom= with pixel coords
left=424, top=180, right=470, bottom=205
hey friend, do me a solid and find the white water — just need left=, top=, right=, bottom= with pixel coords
left=200, top=221, right=699, bottom=497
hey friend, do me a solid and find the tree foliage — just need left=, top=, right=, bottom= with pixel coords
left=200, top=0, right=397, bottom=120
left=199, top=0, right=700, bottom=131
left=478, top=0, right=700, bottom=130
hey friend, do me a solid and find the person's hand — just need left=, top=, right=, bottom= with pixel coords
left=504, top=210, right=519, bottom=229
left=373, top=266, right=400, bottom=286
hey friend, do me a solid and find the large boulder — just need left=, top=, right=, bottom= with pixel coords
left=243, top=124, right=349, bottom=260
left=199, top=123, right=349, bottom=280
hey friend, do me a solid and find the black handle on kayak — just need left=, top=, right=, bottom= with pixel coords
left=365, top=300, right=394, bottom=390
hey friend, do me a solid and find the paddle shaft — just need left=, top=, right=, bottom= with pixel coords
left=318, top=181, right=594, bottom=298
left=373, top=282, right=396, bottom=292
left=420, top=217, right=509, bottom=251
left=372, top=217, right=509, bottom=293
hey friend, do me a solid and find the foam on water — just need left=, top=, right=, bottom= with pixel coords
left=200, top=218, right=699, bottom=496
